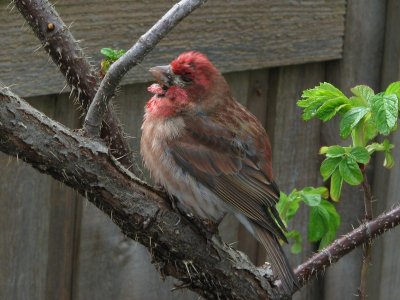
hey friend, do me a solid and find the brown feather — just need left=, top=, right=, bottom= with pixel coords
left=254, top=224, right=299, bottom=295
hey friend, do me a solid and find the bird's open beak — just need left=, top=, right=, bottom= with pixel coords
left=149, top=65, right=173, bottom=88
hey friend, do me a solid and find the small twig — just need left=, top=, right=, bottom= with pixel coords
left=358, top=169, right=373, bottom=299
left=287, top=205, right=400, bottom=292
left=13, top=0, right=134, bottom=168
left=83, top=0, right=208, bottom=137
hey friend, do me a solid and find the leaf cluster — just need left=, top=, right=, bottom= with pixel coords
left=279, top=81, right=399, bottom=253
left=100, top=48, right=127, bottom=74
left=277, top=187, right=340, bottom=252
left=298, top=82, right=399, bottom=200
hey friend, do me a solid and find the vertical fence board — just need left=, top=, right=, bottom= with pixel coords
left=371, top=1, right=400, bottom=299
left=266, top=63, right=325, bottom=300
left=324, top=1, right=387, bottom=299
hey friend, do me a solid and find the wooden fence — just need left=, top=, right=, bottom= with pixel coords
left=0, top=1, right=399, bottom=299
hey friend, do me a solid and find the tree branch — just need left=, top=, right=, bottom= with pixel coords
left=13, top=0, right=133, bottom=168
left=292, top=204, right=400, bottom=289
left=82, top=0, right=208, bottom=137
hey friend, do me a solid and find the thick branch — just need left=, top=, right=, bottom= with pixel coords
left=293, top=205, right=400, bottom=288
left=13, top=0, right=133, bottom=168
left=0, top=86, right=282, bottom=299
left=83, top=0, right=208, bottom=137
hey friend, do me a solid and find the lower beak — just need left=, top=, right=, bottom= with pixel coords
left=149, top=65, right=173, bottom=87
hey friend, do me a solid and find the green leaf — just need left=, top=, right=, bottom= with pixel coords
left=339, top=107, right=370, bottom=139
left=297, top=83, right=350, bottom=121
left=384, top=151, right=394, bottom=169
left=330, top=169, right=343, bottom=201
left=277, top=192, right=300, bottom=223
left=339, top=157, right=363, bottom=185
left=351, top=85, right=375, bottom=104
left=303, top=186, right=330, bottom=199
left=385, top=81, right=400, bottom=109
left=316, top=99, right=350, bottom=121
left=308, top=206, right=328, bottom=242
left=319, top=200, right=341, bottom=248
left=365, top=142, right=385, bottom=154
left=326, top=145, right=346, bottom=158
left=286, top=201, right=300, bottom=221
left=307, top=200, right=340, bottom=248
left=363, top=117, right=378, bottom=142
left=321, top=200, right=340, bottom=229
left=320, top=157, right=342, bottom=181
left=382, top=139, right=395, bottom=169
left=370, top=93, right=398, bottom=135
left=100, top=48, right=126, bottom=60
left=349, top=147, right=370, bottom=164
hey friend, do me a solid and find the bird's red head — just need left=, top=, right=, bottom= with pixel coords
left=170, top=51, right=218, bottom=93
left=146, top=51, right=222, bottom=117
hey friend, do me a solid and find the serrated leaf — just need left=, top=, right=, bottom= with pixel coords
left=339, top=107, right=370, bottom=138
left=339, top=157, right=363, bottom=185
left=371, top=93, right=398, bottom=135
left=385, top=81, right=400, bottom=109
left=320, top=157, right=342, bottom=181
left=316, top=99, right=349, bottom=121
left=326, top=145, right=346, bottom=158
left=330, top=169, right=343, bottom=201
left=297, top=82, right=350, bottom=121
left=350, top=147, right=370, bottom=164
left=351, top=85, right=375, bottom=104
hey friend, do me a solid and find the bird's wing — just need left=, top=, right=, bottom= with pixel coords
left=168, top=114, right=287, bottom=241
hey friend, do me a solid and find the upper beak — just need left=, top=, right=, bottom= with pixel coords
left=149, top=65, right=173, bottom=87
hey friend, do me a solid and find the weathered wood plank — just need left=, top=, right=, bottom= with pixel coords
left=323, top=1, right=387, bottom=299
left=266, top=63, right=325, bottom=300
left=1, top=0, right=345, bottom=97
left=72, top=202, right=199, bottom=300
left=371, top=1, right=400, bottom=299
left=0, top=94, right=80, bottom=300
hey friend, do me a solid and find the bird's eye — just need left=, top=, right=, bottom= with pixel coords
left=181, top=75, right=193, bottom=83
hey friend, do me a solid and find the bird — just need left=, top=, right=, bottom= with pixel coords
left=140, top=51, right=298, bottom=294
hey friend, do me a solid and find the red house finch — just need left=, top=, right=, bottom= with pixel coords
left=141, top=51, right=298, bottom=294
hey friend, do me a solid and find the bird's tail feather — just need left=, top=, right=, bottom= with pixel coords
left=254, top=225, right=299, bottom=295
